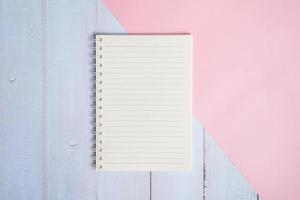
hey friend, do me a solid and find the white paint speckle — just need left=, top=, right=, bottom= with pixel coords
left=9, top=73, right=16, bottom=82
left=68, top=139, right=78, bottom=147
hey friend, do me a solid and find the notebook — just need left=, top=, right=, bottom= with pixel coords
left=95, top=35, right=192, bottom=171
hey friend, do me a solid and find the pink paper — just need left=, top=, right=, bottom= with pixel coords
left=102, top=0, right=300, bottom=199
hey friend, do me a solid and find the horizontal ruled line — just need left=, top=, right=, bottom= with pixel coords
left=103, top=104, right=183, bottom=106
left=102, top=99, right=184, bottom=101
left=104, top=72, right=184, bottom=75
left=103, top=82, right=184, bottom=85
left=103, top=120, right=183, bottom=122
left=103, top=115, right=183, bottom=118
left=104, top=141, right=183, bottom=143
left=104, top=145, right=183, bottom=147
left=104, top=67, right=183, bottom=69
left=102, top=91, right=183, bottom=94
left=103, top=125, right=184, bottom=127
left=102, top=136, right=184, bottom=138
left=103, top=162, right=184, bottom=165
left=103, top=89, right=184, bottom=91
left=102, top=131, right=185, bottom=133
left=104, top=62, right=184, bottom=64
left=102, top=135, right=183, bottom=138
left=102, top=95, right=183, bottom=98
left=105, top=50, right=184, bottom=53
left=103, top=130, right=183, bottom=132
left=104, top=45, right=184, bottom=48
left=103, top=78, right=184, bottom=79
left=102, top=92, right=183, bottom=94
left=105, top=157, right=184, bottom=159
left=103, top=94, right=183, bottom=96
left=104, top=110, right=184, bottom=112
left=104, top=56, right=184, bottom=59
left=105, top=152, right=184, bottom=154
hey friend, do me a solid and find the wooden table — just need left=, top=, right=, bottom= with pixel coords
left=0, top=0, right=258, bottom=199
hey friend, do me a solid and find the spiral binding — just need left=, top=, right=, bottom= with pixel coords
left=91, top=35, right=103, bottom=170
left=91, top=36, right=96, bottom=169
left=95, top=35, right=103, bottom=170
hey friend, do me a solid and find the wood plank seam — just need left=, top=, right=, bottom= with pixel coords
left=150, top=171, right=152, bottom=200
left=203, top=128, right=207, bottom=200
left=204, top=130, right=259, bottom=200
left=42, top=0, right=48, bottom=199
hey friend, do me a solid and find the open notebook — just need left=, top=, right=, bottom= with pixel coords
left=95, top=35, right=192, bottom=171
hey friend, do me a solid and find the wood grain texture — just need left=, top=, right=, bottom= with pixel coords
left=0, top=0, right=46, bottom=199
left=151, top=118, right=204, bottom=200
left=95, top=2, right=150, bottom=200
left=46, top=0, right=96, bottom=199
left=204, top=131, right=259, bottom=200
left=97, top=172, right=150, bottom=200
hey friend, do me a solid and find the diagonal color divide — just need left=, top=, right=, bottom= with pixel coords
left=101, top=0, right=300, bottom=199
left=96, top=1, right=258, bottom=199
left=0, top=0, right=260, bottom=199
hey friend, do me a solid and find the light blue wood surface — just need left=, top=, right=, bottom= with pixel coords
left=46, top=0, right=96, bottom=199
left=204, top=132, right=259, bottom=200
left=0, top=0, right=259, bottom=199
left=0, top=0, right=46, bottom=199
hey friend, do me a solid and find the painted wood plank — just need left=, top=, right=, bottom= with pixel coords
left=46, top=0, right=97, bottom=199
left=0, top=0, right=46, bottom=199
left=95, top=1, right=150, bottom=199
left=97, top=172, right=150, bottom=200
left=151, top=118, right=204, bottom=200
left=204, top=131, right=259, bottom=200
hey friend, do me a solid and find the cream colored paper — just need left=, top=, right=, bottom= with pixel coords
left=96, top=35, right=192, bottom=171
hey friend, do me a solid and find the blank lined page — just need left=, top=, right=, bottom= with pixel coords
left=95, top=35, right=192, bottom=171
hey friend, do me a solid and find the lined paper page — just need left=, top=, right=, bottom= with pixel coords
left=95, top=35, right=192, bottom=171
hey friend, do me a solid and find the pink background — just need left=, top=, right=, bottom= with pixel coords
left=103, top=0, right=300, bottom=199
